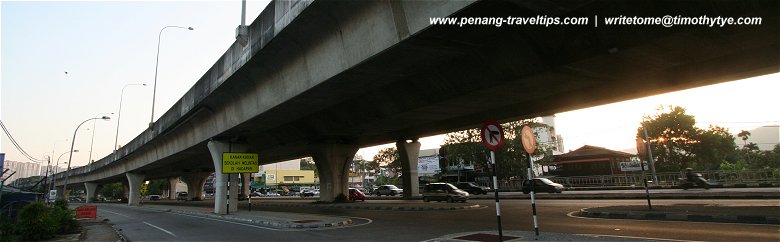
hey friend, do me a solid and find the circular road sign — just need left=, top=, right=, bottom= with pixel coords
left=521, top=126, right=537, bottom=154
left=481, top=120, right=505, bottom=151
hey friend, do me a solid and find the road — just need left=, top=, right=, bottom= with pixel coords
left=95, top=198, right=779, bottom=241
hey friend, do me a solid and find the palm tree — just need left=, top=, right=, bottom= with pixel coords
left=737, top=130, right=751, bottom=147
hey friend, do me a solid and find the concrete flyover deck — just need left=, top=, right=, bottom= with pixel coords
left=53, top=0, right=779, bottom=207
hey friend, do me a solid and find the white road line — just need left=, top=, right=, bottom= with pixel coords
left=102, top=209, right=132, bottom=218
left=143, top=221, right=177, bottom=237
left=172, top=212, right=287, bottom=231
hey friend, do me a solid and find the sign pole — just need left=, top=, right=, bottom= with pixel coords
left=490, top=150, right=503, bottom=242
left=227, top=144, right=232, bottom=215
left=481, top=120, right=505, bottom=241
left=526, top=152, right=539, bottom=238
left=520, top=125, right=540, bottom=239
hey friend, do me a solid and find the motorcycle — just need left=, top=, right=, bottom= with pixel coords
left=679, top=173, right=712, bottom=190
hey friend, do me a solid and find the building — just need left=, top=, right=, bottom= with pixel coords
left=2, top=160, right=42, bottom=185
left=547, top=145, right=635, bottom=177
left=251, top=159, right=316, bottom=193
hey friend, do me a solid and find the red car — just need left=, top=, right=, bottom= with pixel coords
left=348, top=188, right=366, bottom=201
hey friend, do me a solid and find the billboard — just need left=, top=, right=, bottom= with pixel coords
left=418, top=156, right=440, bottom=175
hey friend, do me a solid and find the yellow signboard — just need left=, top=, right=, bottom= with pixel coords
left=222, top=153, right=259, bottom=174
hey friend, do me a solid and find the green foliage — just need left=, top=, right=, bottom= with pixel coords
left=0, top=216, right=19, bottom=242
left=99, top=182, right=124, bottom=199
left=639, top=106, right=699, bottom=171
left=373, top=148, right=401, bottom=175
left=16, top=202, right=57, bottom=241
left=146, top=179, right=167, bottom=196
left=638, top=106, right=738, bottom=171
left=49, top=206, right=79, bottom=234
left=54, top=199, right=69, bottom=210
left=299, top=157, right=319, bottom=178
left=720, top=159, right=748, bottom=171
left=693, top=125, right=737, bottom=170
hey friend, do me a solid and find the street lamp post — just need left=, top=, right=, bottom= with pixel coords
left=63, top=116, right=110, bottom=196
left=150, top=26, right=194, bottom=128
left=88, top=112, right=114, bottom=164
left=50, top=150, right=78, bottom=192
left=115, top=83, right=146, bottom=152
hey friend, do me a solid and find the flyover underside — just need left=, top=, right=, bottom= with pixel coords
left=232, top=0, right=779, bottom=162
left=61, top=0, right=778, bottom=185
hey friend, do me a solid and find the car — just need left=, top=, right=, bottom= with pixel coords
left=301, top=189, right=316, bottom=197
left=348, top=188, right=366, bottom=201
left=422, top=183, right=469, bottom=203
left=176, top=192, right=189, bottom=200
left=522, top=178, right=564, bottom=194
left=373, top=185, right=403, bottom=196
left=148, top=195, right=161, bottom=201
left=455, top=182, right=491, bottom=195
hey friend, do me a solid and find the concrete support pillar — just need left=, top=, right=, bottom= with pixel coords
left=122, top=181, right=129, bottom=200
left=240, top=173, right=251, bottom=199
left=168, top=177, right=179, bottom=200
left=397, top=139, right=421, bottom=198
left=84, top=182, right=98, bottom=203
left=126, top=173, right=145, bottom=206
left=208, top=140, right=246, bottom=214
left=311, top=144, right=359, bottom=202
left=181, top=172, right=210, bottom=201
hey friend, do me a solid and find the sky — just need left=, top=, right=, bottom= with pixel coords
left=1, top=1, right=778, bottom=171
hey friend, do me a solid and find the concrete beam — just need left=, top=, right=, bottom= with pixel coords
left=126, top=173, right=145, bottom=206
left=84, top=182, right=98, bottom=203
left=311, top=144, right=359, bottom=202
left=397, top=139, right=421, bottom=198
left=208, top=140, right=246, bottom=214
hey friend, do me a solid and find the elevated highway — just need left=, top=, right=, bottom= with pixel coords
left=52, top=0, right=779, bottom=214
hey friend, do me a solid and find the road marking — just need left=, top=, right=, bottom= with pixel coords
left=102, top=209, right=132, bottom=219
left=575, top=233, right=702, bottom=242
left=173, top=212, right=287, bottom=231
left=143, top=221, right=177, bottom=237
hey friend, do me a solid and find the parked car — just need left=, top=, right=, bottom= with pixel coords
left=522, top=178, right=564, bottom=194
left=301, top=189, right=316, bottom=197
left=455, top=182, right=491, bottom=195
left=422, top=183, right=469, bottom=203
left=176, top=192, right=189, bottom=200
left=148, top=195, right=161, bottom=201
left=373, top=185, right=403, bottom=196
left=348, top=188, right=366, bottom=201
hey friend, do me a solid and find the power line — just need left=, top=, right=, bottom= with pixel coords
left=0, top=120, right=45, bottom=162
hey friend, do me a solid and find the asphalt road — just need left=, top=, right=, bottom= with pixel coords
left=96, top=199, right=779, bottom=241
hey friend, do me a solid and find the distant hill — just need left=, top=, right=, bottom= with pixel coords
left=735, top=125, right=779, bottom=151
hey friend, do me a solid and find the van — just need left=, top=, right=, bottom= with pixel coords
left=422, top=183, right=469, bottom=203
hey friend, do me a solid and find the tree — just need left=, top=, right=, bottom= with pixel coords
left=299, top=157, right=318, bottom=178
left=99, top=182, right=124, bottom=199
left=694, top=125, right=736, bottom=170
left=146, top=179, right=166, bottom=196
left=441, top=119, right=553, bottom=180
left=639, top=105, right=738, bottom=171
left=737, top=130, right=751, bottom=146
left=373, top=147, right=401, bottom=175
left=639, top=106, right=699, bottom=171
